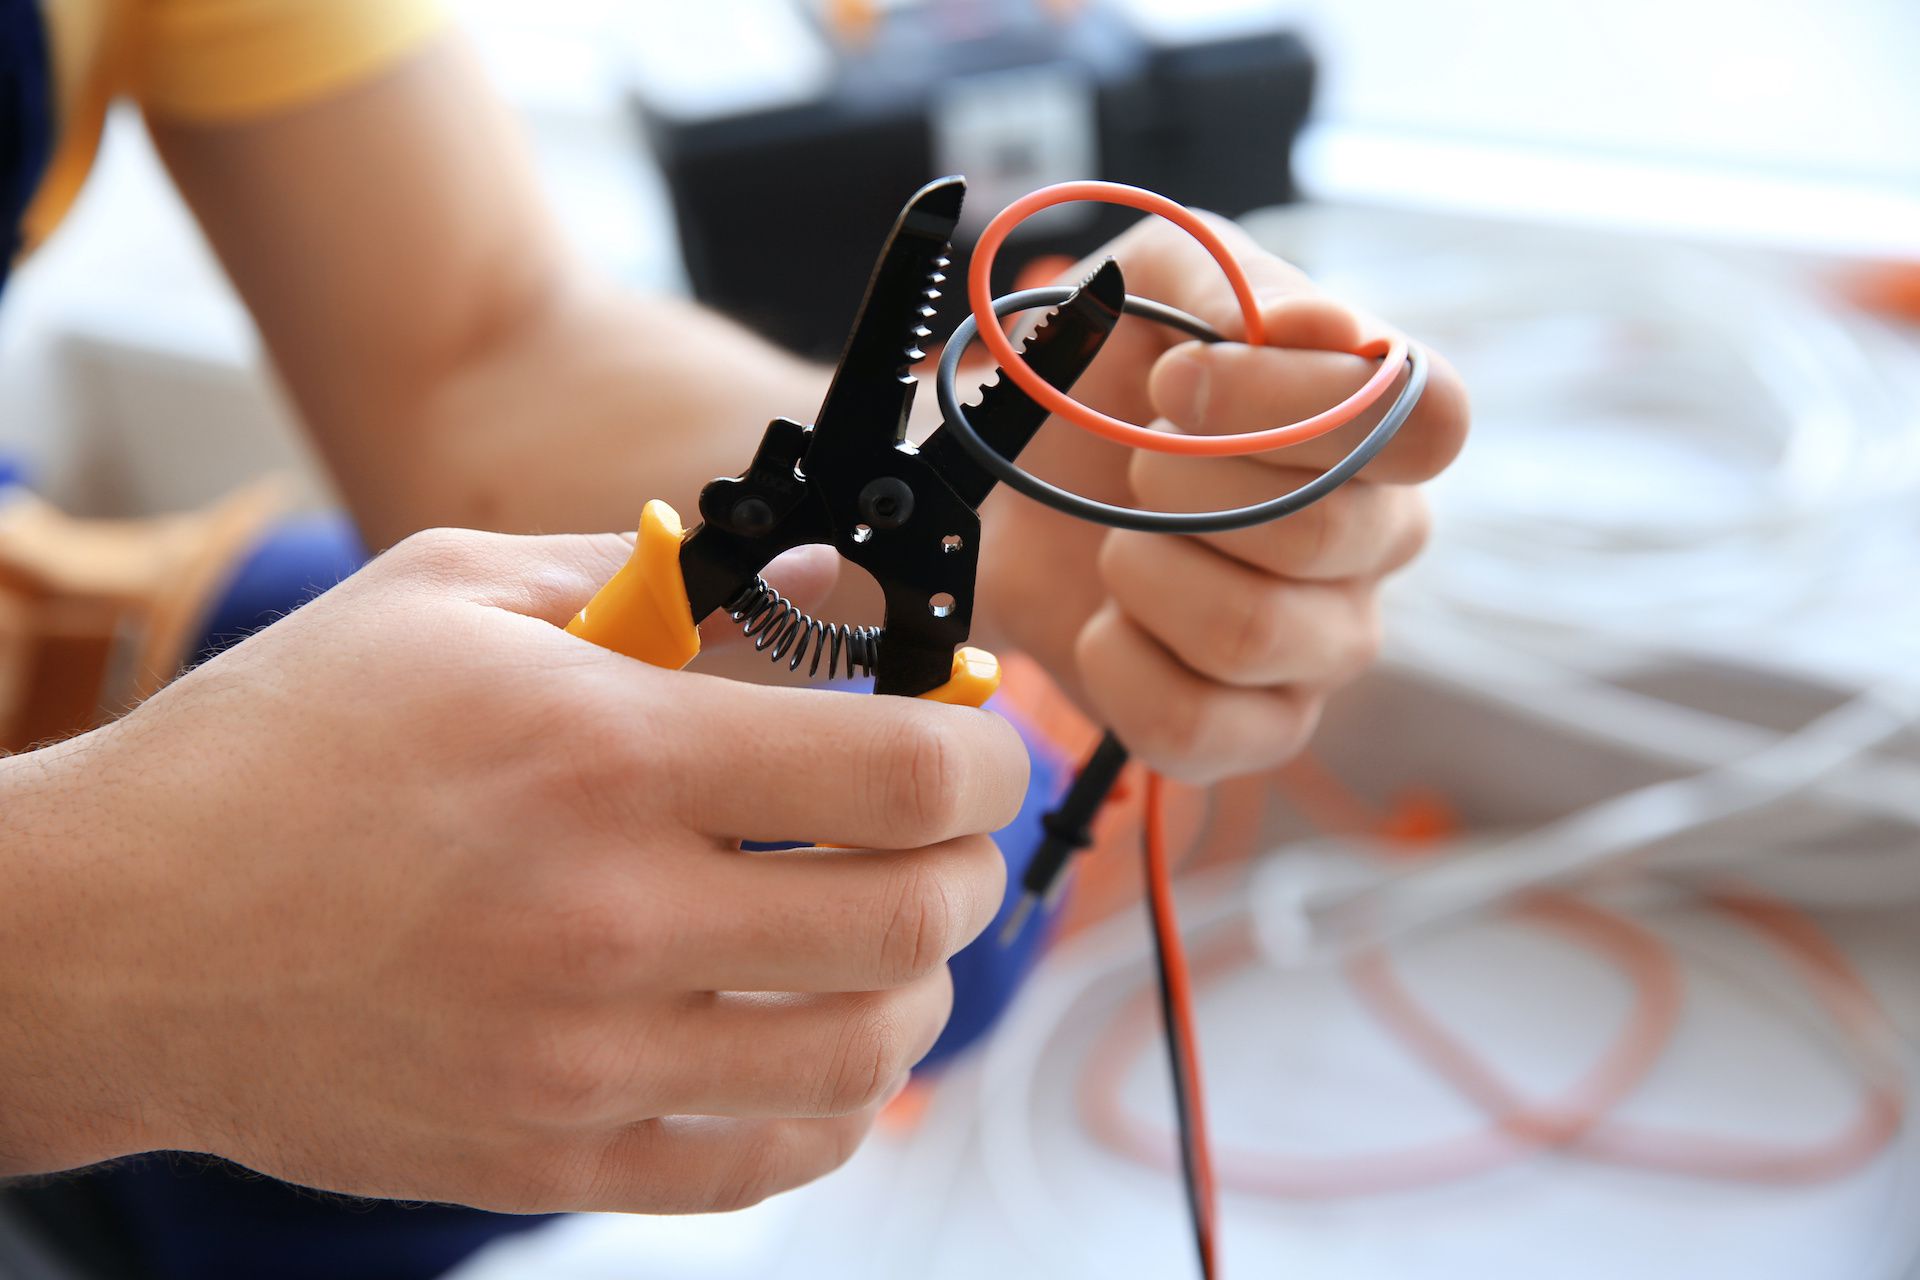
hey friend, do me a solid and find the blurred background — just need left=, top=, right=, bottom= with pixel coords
left=4, top=0, right=1919, bottom=1276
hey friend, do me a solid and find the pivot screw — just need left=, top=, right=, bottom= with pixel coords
left=729, top=497, right=775, bottom=536
left=858, top=477, right=916, bottom=530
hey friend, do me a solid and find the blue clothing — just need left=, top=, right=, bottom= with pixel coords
left=7, top=507, right=1064, bottom=1278
left=187, top=513, right=369, bottom=668
left=47, top=1164, right=554, bottom=1280
left=1, top=0, right=54, bottom=297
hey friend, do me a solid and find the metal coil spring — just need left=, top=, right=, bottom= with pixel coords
left=724, top=576, right=882, bottom=681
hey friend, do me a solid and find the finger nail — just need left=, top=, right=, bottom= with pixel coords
left=1155, top=347, right=1211, bottom=428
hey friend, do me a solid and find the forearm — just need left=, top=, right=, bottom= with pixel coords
left=146, top=35, right=825, bottom=550
left=343, top=284, right=828, bottom=548
left=0, top=736, right=175, bottom=1174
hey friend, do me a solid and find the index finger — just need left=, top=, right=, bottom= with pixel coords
left=1076, top=214, right=1463, bottom=483
left=666, top=836, right=1008, bottom=992
left=658, top=674, right=1032, bottom=850
left=1147, top=340, right=1471, bottom=485
left=459, top=531, right=1029, bottom=849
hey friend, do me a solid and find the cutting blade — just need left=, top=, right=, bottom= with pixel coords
left=918, top=257, right=1126, bottom=511
left=810, top=176, right=966, bottom=452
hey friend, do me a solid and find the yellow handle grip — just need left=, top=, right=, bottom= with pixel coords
left=566, top=499, right=702, bottom=670
left=567, top=499, right=1001, bottom=708
left=922, top=646, right=1001, bottom=708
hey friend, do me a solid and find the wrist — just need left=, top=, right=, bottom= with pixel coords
left=0, top=729, right=188, bottom=1172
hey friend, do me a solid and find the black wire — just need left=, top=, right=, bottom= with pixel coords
left=945, top=283, right=1425, bottom=1278
left=1147, top=852, right=1213, bottom=1278
left=934, top=287, right=1429, bottom=535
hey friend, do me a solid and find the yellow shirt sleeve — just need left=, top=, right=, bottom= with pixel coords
left=130, top=0, right=451, bottom=122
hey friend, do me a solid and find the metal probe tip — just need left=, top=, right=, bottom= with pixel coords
left=998, top=894, right=1039, bottom=947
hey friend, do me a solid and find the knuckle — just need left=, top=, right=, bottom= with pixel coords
left=876, top=862, right=960, bottom=985
left=708, top=1172, right=772, bottom=1215
left=876, top=719, right=964, bottom=843
left=503, top=1146, right=605, bottom=1214
left=1215, top=584, right=1292, bottom=679
left=1124, top=451, right=1160, bottom=507
left=709, top=1138, right=791, bottom=1213
left=1340, top=597, right=1386, bottom=678
left=552, top=697, right=637, bottom=765
left=820, top=998, right=904, bottom=1115
left=954, top=834, right=1008, bottom=933
left=976, top=722, right=1029, bottom=830
left=388, top=526, right=490, bottom=581
left=540, top=709, right=654, bottom=815
left=1258, top=692, right=1323, bottom=772
left=1143, top=688, right=1218, bottom=766
left=1281, top=692, right=1327, bottom=761
left=820, top=1116, right=869, bottom=1180
left=1095, top=529, right=1145, bottom=595
left=542, top=892, right=645, bottom=992
left=1297, top=492, right=1348, bottom=571
left=1253, top=690, right=1322, bottom=770
left=1390, top=492, right=1435, bottom=570
left=511, top=1027, right=622, bottom=1123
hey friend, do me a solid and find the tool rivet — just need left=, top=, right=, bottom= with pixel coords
left=730, top=497, right=775, bottom=535
left=858, top=477, right=915, bottom=530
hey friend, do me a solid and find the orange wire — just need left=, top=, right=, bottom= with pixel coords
left=1079, top=894, right=1685, bottom=1198
left=967, top=181, right=1408, bottom=457
left=1568, top=891, right=1905, bottom=1182
left=1081, top=885, right=1903, bottom=1195
left=1306, top=745, right=1903, bottom=1185
left=1091, top=747, right=1900, bottom=1197
left=1349, top=889, right=1904, bottom=1185
left=1144, top=771, right=1218, bottom=1271
left=1346, top=894, right=1688, bottom=1151
left=963, top=183, right=1402, bottom=1270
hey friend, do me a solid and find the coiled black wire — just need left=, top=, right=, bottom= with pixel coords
left=724, top=576, right=882, bottom=680
left=935, top=286, right=1427, bottom=535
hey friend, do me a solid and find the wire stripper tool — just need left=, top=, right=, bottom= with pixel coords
left=564, top=176, right=1122, bottom=706
left=561, top=175, right=1425, bottom=1278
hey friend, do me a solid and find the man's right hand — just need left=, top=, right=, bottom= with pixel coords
left=0, top=528, right=1027, bottom=1213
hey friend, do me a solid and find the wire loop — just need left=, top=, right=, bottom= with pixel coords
left=966, top=180, right=1407, bottom=456
left=935, top=288, right=1427, bottom=535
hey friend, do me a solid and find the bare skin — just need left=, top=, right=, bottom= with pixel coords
left=0, top=531, right=1024, bottom=1211
left=0, top=28, right=1469, bottom=1210
left=147, top=35, right=1468, bottom=779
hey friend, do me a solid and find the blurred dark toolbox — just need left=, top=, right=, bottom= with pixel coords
left=627, top=0, right=1315, bottom=356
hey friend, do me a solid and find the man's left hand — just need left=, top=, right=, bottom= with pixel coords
left=975, top=215, right=1471, bottom=784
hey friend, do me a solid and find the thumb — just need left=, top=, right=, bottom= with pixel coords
left=457, top=529, right=647, bottom=626
left=459, top=528, right=843, bottom=642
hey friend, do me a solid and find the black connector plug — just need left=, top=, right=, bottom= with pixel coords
left=999, top=730, right=1131, bottom=944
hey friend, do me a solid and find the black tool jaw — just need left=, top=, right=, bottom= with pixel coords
left=798, top=176, right=977, bottom=696
left=682, top=417, right=825, bottom=619
left=844, top=453, right=984, bottom=698
left=681, top=426, right=980, bottom=698
left=810, top=176, right=966, bottom=455
left=854, top=259, right=1126, bottom=697
left=676, top=187, right=1124, bottom=700
left=917, top=256, right=1125, bottom=511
